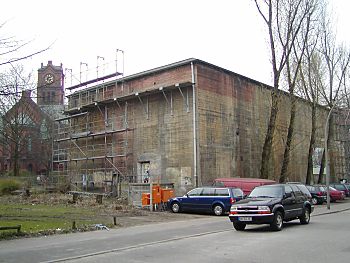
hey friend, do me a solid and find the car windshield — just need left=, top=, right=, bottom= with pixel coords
left=248, top=185, right=283, bottom=198
left=329, top=187, right=336, bottom=191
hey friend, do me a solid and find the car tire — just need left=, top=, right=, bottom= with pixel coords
left=233, top=222, right=246, bottom=231
left=311, top=198, right=318, bottom=205
left=300, top=207, right=310, bottom=224
left=170, top=202, right=181, bottom=213
left=270, top=211, right=283, bottom=231
left=213, top=204, right=224, bottom=216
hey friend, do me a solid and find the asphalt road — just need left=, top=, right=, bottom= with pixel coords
left=1, top=203, right=350, bottom=263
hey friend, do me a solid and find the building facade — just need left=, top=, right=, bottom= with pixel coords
left=0, top=61, right=64, bottom=176
left=53, top=59, right=346, bottom=193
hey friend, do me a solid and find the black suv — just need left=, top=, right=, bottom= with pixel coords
left=229, top=184, right=314, bottom=231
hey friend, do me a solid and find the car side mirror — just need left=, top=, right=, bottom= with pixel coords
left=284, top=192, right=292, bottom=198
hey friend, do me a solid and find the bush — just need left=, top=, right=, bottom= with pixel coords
left=0, top=179, right=21, bottom=195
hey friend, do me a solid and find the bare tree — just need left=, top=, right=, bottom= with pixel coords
left=0, top=66, right=32, bottom=175
left=254, top=0, right=315, bottom=179
left=0, top=21, right=53, bottom=176
left=316, top=14, right=350, bottom=183
left=297, top=44, right=323, bottom=184
left=279, top=0, right=321, bottom=182
left=0, top=21, right=51, bottom=70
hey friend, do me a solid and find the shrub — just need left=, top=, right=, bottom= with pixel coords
left=0, top=179, right=21, bottom=195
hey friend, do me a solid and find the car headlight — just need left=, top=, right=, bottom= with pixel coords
left=230, top=205, right=239, bottom=215
left=258, top=206, right=271, bottom=214
left=230, top=205, right=238, bottom=211
left=258, top=206, right=270, bottom=211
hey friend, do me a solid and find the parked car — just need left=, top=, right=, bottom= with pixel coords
left=345, top=183, right=350, bottom=193
left=305, top=185, right=327, bottom=205
left=213, top=178, right=276, bottom=195
left=329, top=186, right=345, bottom=202
left=168, top=187, right=244, bottom=216
left=329, top=183, right=350, bottom=197
left=229, top=184, right=314, bottom=231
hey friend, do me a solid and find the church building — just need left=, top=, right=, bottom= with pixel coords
left=0, top=61, right=64, bottom=176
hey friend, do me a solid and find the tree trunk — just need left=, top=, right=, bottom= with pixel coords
left=318, top=114, right=332, bottom=184
left=13, top=143, right=20, bottom=177
left=317, top=150, right=325, bottom=184
left=280, top=96, right=297, bottom=183
left=260, top=91, right=279, bottom=179
left=305, top=103, right=316, bottom=185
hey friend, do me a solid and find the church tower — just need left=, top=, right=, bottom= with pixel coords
left=37, top=61, right=64, bottom=106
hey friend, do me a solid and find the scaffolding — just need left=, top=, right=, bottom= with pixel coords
left=52, top=74, right=133, bottom=192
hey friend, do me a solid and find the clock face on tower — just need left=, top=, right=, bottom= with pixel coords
left=44, top=73, right=54, bottom=84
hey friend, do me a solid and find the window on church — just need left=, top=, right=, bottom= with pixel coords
left=40, top=120, right=49, bottom=139
left=52, top=92, right=55, bottom=102
left=28, top=137, right=32, bottom=152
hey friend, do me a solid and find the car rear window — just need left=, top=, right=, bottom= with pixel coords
left=231, top=188, right=243, bottom=197
left=332, top=184, right=346, bottom=191
left=289, top=184, right=303, bottom=196
left=201, top=188, right=215, bottom=196
left=295, top=184, right=311, bottom=197
left=215, top=189, right=229, bottom=196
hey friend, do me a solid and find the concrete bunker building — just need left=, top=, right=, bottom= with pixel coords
left=53, top=58, right=347, bottom=193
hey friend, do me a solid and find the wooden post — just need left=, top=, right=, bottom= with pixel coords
left=96, top=194, right=103, bottom=204
left=72, top=193, right=78, bottom=203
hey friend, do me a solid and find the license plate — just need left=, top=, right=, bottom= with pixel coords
left=238, top=216, right=252, bottom=222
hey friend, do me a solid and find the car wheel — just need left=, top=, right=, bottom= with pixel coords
left=300, top=207, right=310, bottom=224
left=233, top=222, right=246, bottom=231
left=171, top=202, right=181, bottom=213
left=213, top=204, right=224, bottom=216
left=311, top=197, right=318, bottom=205
left=270, top=211, right=283, bottom=231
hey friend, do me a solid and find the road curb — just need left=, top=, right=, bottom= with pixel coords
left=312, top=198, right=350, bottom=216
left=313, top=207, right=350, bottom=216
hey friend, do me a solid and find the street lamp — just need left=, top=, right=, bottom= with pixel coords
left=324, top=108, right=333, bottom=210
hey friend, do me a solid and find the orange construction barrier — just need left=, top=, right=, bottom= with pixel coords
left=141, top=185, right=174, bottom=207
left=142, top=193, right=150, bottom=206
left=161, top=189, right=174, bottom=202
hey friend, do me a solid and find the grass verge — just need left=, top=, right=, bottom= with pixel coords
left=0, top=193, right=129, bottom=240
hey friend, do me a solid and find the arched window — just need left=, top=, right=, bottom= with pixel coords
left=40, top=120, right=48, bottom=139
left=28, top=136, right=32, bottom=152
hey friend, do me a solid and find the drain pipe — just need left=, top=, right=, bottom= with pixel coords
left=191, top=62, right=198, bottom=187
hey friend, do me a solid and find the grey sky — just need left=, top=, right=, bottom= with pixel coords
left=2, top=0, right=349, bottom=92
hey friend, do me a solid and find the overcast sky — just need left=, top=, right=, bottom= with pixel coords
left=2, top=0, right=350, bottom=93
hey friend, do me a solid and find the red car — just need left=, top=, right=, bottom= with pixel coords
left=329, top=186, right=345, bottom=202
